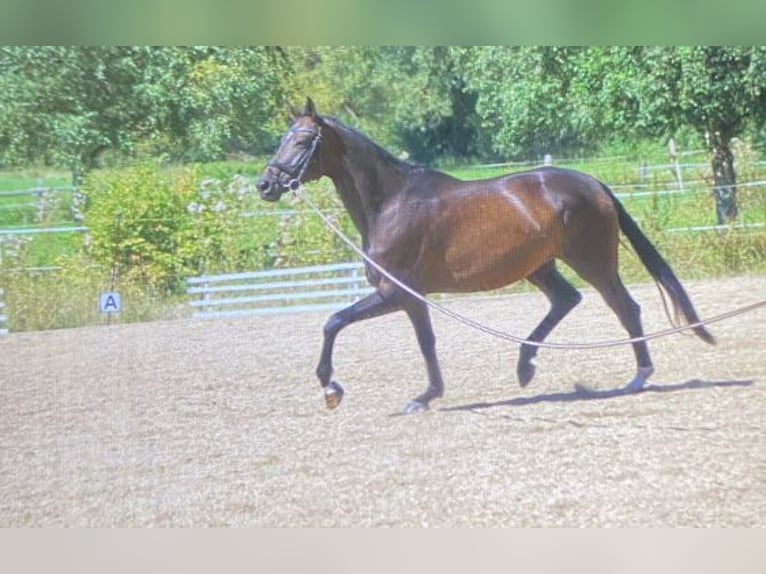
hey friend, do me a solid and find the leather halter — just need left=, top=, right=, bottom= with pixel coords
left=267, top=126, right=322, bottom=190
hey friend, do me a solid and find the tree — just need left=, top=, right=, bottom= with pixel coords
left=572, top=47, right=766, bottom=223
left=284, top=46, right=485, bottom=163
left=463, top=46, right=592, bottom=160
left=1, top=47, right=187, bottom=177
left=648, top=47, right=766, bottom=223
left=176, top=46, right=291, bottom=161
left=393, top=47, right=485, bottom=162
left=464, top=46, right=766, bottom=223
left=0, top=47, right=291, bottom=177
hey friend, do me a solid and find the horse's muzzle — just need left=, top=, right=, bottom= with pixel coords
left=257, top=177, right=284, bottom=202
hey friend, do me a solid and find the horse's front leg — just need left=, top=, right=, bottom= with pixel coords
left=401, top=298, right=445, bottom=413
left=316, top=291, right=401, bottom=409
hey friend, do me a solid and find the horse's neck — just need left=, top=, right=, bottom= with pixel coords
left=329, top=169, right=372, bottom=243
left=327, top=126, right=408, bottom=245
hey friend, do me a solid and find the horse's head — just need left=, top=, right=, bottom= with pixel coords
left=258, top=97, right=324, bottom=202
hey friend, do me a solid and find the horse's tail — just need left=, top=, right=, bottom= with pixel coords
left=602, top=183, right=716, bottom=345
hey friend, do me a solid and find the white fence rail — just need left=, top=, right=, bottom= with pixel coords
left=187, top=262, right=374, bottom=319
left=0, top=288, right=8, bottom=335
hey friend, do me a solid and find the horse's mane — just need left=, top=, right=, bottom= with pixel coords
left=322, top=116, right=427, bottom=175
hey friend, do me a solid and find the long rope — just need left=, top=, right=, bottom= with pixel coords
left=294, top=187, right=766, bottom=351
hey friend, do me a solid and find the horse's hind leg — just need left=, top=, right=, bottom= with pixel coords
left=587, top=273, right=654, bottom=391
left=562, top=203, right=653, bottom=391
left=518, top=262, right=582, bottom=387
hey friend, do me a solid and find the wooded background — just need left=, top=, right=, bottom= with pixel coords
left=1, top=47, right=764, bottom=170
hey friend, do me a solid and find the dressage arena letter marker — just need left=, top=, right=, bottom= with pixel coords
left=100, top=292, right=122, bottom=314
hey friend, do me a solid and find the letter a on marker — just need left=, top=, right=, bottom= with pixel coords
left=100, top=292, right=122, bottom=314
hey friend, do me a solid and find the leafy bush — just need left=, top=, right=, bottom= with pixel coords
left=82, top=163, right=196, bottom=292
left=181, top=172, right=281, bottom=273
left=79, top=161, right=360, bottom=292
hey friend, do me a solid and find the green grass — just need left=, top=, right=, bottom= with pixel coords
left=0, top=169, right=85, bottom=273
left=0, top=169, right=70, bottom=191
left=0, top=169, right=74, bottom=228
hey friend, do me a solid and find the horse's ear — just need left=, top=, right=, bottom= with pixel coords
left=305, top=97, right=318, bottom=120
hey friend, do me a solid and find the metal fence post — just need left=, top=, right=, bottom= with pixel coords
left=0, top=288, right=8, bottom=335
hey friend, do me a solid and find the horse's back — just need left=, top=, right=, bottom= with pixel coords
left=435, top=166, right=616, bottom=236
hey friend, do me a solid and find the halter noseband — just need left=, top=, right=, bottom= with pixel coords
left=267, top=126, right=322, bottom=191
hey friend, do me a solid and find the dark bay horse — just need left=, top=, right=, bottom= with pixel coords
left=258, top=98, right=715, bottom=413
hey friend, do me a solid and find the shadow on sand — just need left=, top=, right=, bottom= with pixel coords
left=441, top=379, right=755, bottom=414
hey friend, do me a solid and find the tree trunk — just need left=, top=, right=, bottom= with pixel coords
left=711, top=132, right=738, bottom=224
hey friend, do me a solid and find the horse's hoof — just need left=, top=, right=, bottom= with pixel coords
left=625, top=378, right=646, bottom=393
left=324, top=381, right=344, bottom=409
left=625, top=379, right=645, bottom=393
left=625, top=366, right=654, bottom=393
left=403, top=400, right=427, bottom=414
left=517, top=361, right=536, bottom=387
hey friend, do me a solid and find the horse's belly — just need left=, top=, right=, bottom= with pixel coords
left=441, top=241, right=552, bottom=291
left=434, top=201, right=559, bottom=292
